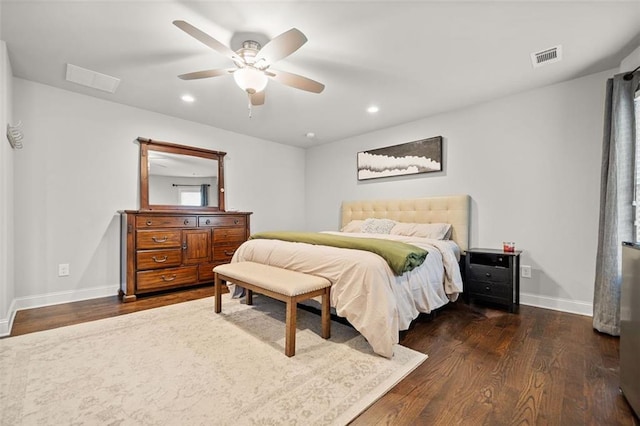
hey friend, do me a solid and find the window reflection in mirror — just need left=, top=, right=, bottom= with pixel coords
left=148, top=151, right=218, bottom=207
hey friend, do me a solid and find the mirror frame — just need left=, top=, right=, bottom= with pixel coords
left=138, top=137, right=226, bottom=211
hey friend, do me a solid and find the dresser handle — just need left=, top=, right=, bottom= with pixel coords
left=485, top=272, right=491, bottom=278
left=161, top=275, right=177, bottom=282
left=205, top=219, right=211, bottom=225
left=146, top=220, right=153, bottom=226
left=224, top=250, right=235, bottom=256
left=233, top=219, right=239, bottom=225
left=485, top=286, right=491, bottom=291
left=151, top=236, right=168, bottom=243
left=152, top=256, right=168, bottom=263
left=184, top=219, right=190, bottom=225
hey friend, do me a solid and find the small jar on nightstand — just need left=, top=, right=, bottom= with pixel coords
left=464, top=248, right=522, bottom=313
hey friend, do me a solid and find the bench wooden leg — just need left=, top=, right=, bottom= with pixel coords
left=285, top=298, right=296, bottom=357
left=321, top=287, right=331, bottom=339
left=214, top=273, right=222, bottom=314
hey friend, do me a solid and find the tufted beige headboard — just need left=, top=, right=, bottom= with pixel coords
left=341, top=194, right=471, bottom=252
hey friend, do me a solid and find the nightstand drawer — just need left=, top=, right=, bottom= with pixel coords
left=466, top=280, right=512, bottom=299
left=466, top=264, right=511, bottom=284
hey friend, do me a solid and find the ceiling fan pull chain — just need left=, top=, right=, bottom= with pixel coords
left=247, top=94, right=253, bottom=118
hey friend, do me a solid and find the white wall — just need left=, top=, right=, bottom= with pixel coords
left=620, top=45, right=640, bottom=72
left=0, top=40, right=15, bottom=335
left=8, top=78, right=305, bottom=321
left=305, top=69, right=613, bottom=315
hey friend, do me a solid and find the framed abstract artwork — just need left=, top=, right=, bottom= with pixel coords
left=357, top=136, right=443, bottom=180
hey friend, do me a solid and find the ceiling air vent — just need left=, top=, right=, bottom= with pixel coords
left=530, top=45, right=562, bottom=68
left=65, top=63, right=120, bottom=93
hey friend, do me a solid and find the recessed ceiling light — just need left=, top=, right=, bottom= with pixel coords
left=367, top=105, right=379, bottom=114
left=181, top=94, right=195, bottom=103
left=306, top=132, right=316, bottom=138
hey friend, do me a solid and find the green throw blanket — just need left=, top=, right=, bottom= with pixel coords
left=250, top=231, right=428, bottom=275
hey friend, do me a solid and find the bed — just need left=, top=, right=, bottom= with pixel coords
left=229, top=195, right=470, bottom=358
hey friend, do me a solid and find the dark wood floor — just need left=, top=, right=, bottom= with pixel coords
left=8, top=287, right=639, bottom=426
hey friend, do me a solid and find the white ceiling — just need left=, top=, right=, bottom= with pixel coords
left=1, top=1, right=639, bottom=147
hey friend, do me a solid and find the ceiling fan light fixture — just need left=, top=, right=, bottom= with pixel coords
left=233, top=67, right=268, bottom=94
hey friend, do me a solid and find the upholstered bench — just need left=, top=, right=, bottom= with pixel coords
left=213, top=262, right=332, bottom=357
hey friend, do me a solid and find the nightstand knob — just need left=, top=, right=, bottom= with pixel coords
left=485, top=272, right=491, bottom=278
left=485, top=286, right=491, bottom=291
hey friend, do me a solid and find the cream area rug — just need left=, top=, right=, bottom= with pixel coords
left=0, top=294, right=426, bottom=425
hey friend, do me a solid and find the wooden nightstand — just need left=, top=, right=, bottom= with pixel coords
left=464, top=248, right=521, bottom=313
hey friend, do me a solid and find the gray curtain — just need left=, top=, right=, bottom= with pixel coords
left=200, top=184, right=209, bottom=207
left=593, top=72, right=639, bottom=335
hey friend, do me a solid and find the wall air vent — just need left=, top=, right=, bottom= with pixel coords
left=530, top=45, right=562, bottom=68
left=65, top=63, right=120, bottom=93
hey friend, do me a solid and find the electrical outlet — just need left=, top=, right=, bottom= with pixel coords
left=58, top=263, right=70, bottom=277
left=521, top=265, right=531, bottom=278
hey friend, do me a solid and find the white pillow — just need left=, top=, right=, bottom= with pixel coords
left=340, top=220, right=364, bottom=233
left=390, top=222, right=452, bottom=240
left=361, top=218, right=397, bottom=234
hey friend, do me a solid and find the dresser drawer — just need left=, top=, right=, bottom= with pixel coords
left=213, top=227, right=246, bottom=244
left=198, top=262, right=220, bottom=282
left=466, top=264, right=511, bottom=284
left=136, top=249, right=182, bottom=270
left=466, top=280, right=512, bottom=300
left=213, top=243, right=242, bottom=262
left=136, top=230, right=182, bottom=249
left=198, top=215, right=246, bottom=227
left=136, top=266, right=198, bottom=291
left=136, top=216, right=196, bottom=228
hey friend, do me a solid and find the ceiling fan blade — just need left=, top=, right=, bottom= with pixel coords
left=255, top=28, right=307, bottom=67
left=173, top=20, right=241, bottom=62
left=250, top=91, right=265, bottom=106
left=178, top=69, right=234, bottom=80
left=268, top=69, right=324, bottom=94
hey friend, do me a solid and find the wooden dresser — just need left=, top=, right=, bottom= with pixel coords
left=120, top=210, right=252, bottom=301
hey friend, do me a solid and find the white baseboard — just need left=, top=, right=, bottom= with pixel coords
left=520, top=292, right=593, bottom=317
left=0, top=285, right=119, bottom=337
left=0, top=298, right=18, bottom=337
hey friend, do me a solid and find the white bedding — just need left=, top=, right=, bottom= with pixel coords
left=229, top=232, right=463, bottom=358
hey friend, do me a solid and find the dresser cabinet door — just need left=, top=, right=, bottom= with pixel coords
left=182, top=229, right=211, bottom=265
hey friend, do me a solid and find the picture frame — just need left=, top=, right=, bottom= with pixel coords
left=357, top=136, right=443, bottom=180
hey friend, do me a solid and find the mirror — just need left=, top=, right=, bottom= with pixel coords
left=138, top=138, right=226, bottom=211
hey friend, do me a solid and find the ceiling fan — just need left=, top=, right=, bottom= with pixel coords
left=173, top=20, right=325, bottom=106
